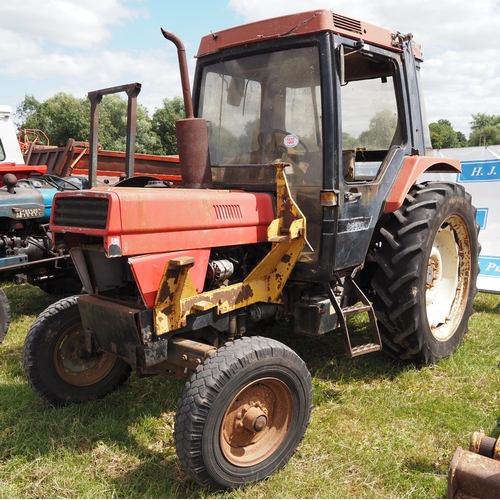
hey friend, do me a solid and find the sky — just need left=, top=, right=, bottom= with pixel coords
left=1, top=0, right=499, bottom=137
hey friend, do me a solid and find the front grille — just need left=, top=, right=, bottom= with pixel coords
left=332, top=13, right=363, bottom=35
left=53, top=197, right=109, bottom=230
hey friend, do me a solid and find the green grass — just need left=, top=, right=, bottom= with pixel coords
left=0, top=282, right=499, bottom=498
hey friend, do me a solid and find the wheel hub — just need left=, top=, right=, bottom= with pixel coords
left=238, top=402, right=268, bottom=432
left=54, top=325, right=117, bottom=387
left=426, top=247, right=442, bottom=302
left=425, top=217, right=469, bottom=341
left=220, top=377, right=293, bottom=467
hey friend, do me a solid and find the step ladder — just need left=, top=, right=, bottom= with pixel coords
left=325, top=274, right=382, bottom=358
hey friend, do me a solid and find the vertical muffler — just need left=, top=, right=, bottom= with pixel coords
left=447, top=430, right=500, bottom=498
left=161, top=29, right=212, bottom=189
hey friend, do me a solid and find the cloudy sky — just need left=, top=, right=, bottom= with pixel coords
left=0, top=0, right=498, bottom=136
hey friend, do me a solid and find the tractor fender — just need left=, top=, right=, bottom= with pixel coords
left=384, top=156, right=461, bottom=213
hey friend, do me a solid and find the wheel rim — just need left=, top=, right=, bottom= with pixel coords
left=54, top=322, right=117, bottom=386
left=425, top=215, right=471, bottom=341
left=220, top=377, right=293, bottom=467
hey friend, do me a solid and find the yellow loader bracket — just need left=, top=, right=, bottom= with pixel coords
left=154, top=163, right=306, bottom=335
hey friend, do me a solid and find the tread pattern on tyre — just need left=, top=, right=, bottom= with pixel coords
left=0, top=288, right=11, bottom=343
left=174, top=336, right=313, bottom=490
left=23, top=295, right=131, bottom=405
left=370, top=181, right=479, bottom=363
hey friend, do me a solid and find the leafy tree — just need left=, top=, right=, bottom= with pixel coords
left=470, top=113, right=500, bottom=132
left=468, top=113, right=500, bottom=146
left=456, top=131, right=467, bottom=144
left=429, top=119, right=466, bottom=149
left=358, top=109, right=397, bottom=149
left=17, top=93, right=90, bottom=147
left=16, top=92, right=166, bottom=154
left=469, top=125, right=500, bottom=147
left=151, top=97, right=185, bottom=155
left=342, top=132, right=358, bottom=150
left=15, top=94, right=41, bottom=126
left=98, top=95, right=163, bottom=154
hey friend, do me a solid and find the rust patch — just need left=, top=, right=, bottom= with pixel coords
left=161, top=305, right=174, bottom=317
left=156, top=267, right=182, bottom=304
left=238, top=284, right=255, bottom=302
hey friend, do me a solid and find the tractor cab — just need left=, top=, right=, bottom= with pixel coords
left=193, top=11, right=429, bottom=280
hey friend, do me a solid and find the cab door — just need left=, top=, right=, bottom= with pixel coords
left=332, top=39, right=408, bottom=271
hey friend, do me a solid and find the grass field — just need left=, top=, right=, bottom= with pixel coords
left=0, top=282, right=499, bottom=498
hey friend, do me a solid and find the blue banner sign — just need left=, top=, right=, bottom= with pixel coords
left=476, top=208, right=488, bottom=230
left=459, top=160, right=500, bottom=182
left=479, top=256, right=500, bottom=279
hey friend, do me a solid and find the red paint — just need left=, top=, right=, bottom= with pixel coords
left=52, top=188, right=275, bottom=257
left=129, top=250, right=210, bottom=308
left=0, top=164, right=47, bottom=186
left=385, top=156, right=461, bottom=213
left=198, top=9, right=400, bottom=58
left=70, top=146, right=182, bottom=184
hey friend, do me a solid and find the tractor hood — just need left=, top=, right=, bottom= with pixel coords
left=50, top=186, right=276, bottom=257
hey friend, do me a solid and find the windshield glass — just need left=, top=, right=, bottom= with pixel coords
left=198, top=46, right=323, bottom=190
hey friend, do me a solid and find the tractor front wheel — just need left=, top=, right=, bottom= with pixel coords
left=174, top=336, right=313, bottom=490
left=22, top=295, right=131, bottom=405
left=371, top=182, right=479, bottom=364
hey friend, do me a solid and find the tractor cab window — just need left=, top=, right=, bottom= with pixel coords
left=198, top=46, right=323, bottom=193
left=340, top=47, right=400, bottom=182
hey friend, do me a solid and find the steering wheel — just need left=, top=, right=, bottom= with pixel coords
left=257, top=128, right=309, bottom=162
left=42, top=174, right=81, bottom=191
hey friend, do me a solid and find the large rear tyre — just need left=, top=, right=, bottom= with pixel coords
left=22, top=295, right=131, bottom=405
left=174, top=336, right=313, bottom=490
left=371, top=182, right=479, bottom=364
left=0, top=288, right=11, bottom=343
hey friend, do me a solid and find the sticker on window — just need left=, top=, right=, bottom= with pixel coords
left=283, top=134, right=299, bottom=148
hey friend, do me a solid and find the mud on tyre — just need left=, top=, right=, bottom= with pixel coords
left=22, top=295, right=131, bottom=405
left=370, top=181, right=480, bottom=364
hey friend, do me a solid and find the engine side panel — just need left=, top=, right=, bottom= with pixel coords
left=129, top=250, right=211, bottom=308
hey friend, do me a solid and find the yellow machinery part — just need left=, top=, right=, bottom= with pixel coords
left=154, top=162, right=306, bottom=335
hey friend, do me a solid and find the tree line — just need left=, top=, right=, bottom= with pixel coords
left=16, top=93, right=185, bottom=155
left=430, top=114, right=500, bottom=149
left=16, top=93, right=500, bottom=154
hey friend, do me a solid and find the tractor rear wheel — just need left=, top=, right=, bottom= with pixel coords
left=174, top=336, right=313, bottom=490
left=22, top=295, right=131, bottom=405
left=371, top=182, right=479, bottom=364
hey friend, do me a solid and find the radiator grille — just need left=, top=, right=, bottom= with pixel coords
left=214, top=204, right=243, bottom=221
left=332, top=13, right=363, bottom=35
left=53, top=197, right=109, bottom=230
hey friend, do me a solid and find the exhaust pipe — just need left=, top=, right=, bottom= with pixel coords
left=161, top=29, right=212, bottom=189
left=447, top=431, right=500, bottom=498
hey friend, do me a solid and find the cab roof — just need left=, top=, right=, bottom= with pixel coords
left=197, top=10, right=422, bottom=60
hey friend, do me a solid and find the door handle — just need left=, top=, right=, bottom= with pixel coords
left=345, top=191, right=362, bottom=202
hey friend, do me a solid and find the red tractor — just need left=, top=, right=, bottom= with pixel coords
left=22, top=10, right=479, bottom=490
